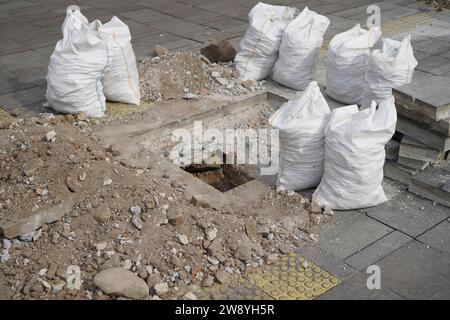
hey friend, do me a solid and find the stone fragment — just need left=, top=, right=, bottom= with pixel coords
left=94, top=268, right=149, bottom=299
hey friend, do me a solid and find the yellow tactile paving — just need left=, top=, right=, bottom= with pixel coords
left=203, top=276, right=273, bottom=300
left=247, top=253, right=340, bottom=300
left=200, top=253, right=340, bottom=300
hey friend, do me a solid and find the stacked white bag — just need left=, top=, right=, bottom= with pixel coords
left=235, top=2, right=296, bottom=81
left=46, top=6, right=111, bottom=117
left=312, top=97, right=397, bottom=210
left=325, top=24, right=381, bottom=105
left=269, top=81, right=330, bottom=191
left=272, top=7, right=329, bottom=90
left=98, top=16, right=140, bottom=105
left=363, top=35, right=417, bottom=105
left=46, top=6, right=140, bottom=117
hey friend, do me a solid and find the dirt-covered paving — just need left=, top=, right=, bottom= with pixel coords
left=0, top=107, right=334, bottom=300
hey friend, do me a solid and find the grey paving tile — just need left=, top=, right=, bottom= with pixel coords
left=418, top=220, right=450, bottom=254
left=414, top=38, right=450, bottom=55
left=317, top=214, right=393, bottom=260
left=316, top=272, right=404, bottom=300
left=0, top=38, right=26, bottom=56
left=416, top=55, right=450, bottom=76
left=0, top=85, right=46, bottom=110
left=344, top=231, right=413, bottom=271
left=120, top=8, right=173, bottom=24
left=376, top=240, right=450, bottom=299
left=200, top=17, right=248, bottom=31
left=295, top=243, right=357, bottom=281
left=0, top=50, right=48, bottom=72
left=362, top=192, right=450, bottom=238
left=397, top=70, right=450, bottom=110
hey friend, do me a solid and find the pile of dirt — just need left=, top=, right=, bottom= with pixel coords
left=137, top=50, right=265, bottom=103
left=0, top=113, right=333, bottom=300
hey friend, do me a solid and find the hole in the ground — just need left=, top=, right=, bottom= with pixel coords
left=183, top=154, right=255, bottom=192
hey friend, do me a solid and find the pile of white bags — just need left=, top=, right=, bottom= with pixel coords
left=46, top=6, right=140, bottom=117
left=312, top=97, right=397, bottom=210
left=272, top=7, right=329, bottom=90
left=269, top=81, right=330, bottom=191
left=325, top=24, right=381, bottom=105
left=363, top=35, right=417, bottom=105
left=235, top=2, right=296, bottom=81
left=98, top=16, right=141, bottom=105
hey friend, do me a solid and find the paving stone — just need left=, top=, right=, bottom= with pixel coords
left=0, top=85, right=46, bottom=110
left=414, top=38, right=450, bottom=56
left=395, top=73, right=450, bottom=121
left=362, top=192, right=450, bottom=237
left=0, top=50, right=48, bottom=72
left=418, top=220, right=450, bottom=254
left=416, top=55, right=450, bottom=76
left=410, top=165, right=450, bottom=208
left=376, top=240, right=450, bottom=299
left=295, top=244, right=357, bottom=281
left=316, top=214, right=393, bottom=260
left=316, top=272, right=404, bottom=300
left=344, top=231, right=413, bottom=271
left=120, top=8, right=173, bottom=24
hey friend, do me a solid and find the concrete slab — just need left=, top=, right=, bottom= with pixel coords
left=316, top=271, right=404, bottom=300
left=418, top=220, right=450, bottom=254
left=399, top=136, right=444, bottom=163
left=376, top=240, right=450, bottom=299
left=344, top=231, right=413, bottom=271
left=316, top=214, right=393, bottom=260
left=384, top=159, right=418, bottom=186
left=416, top=55, right=450, bottom=76
left=394, top=71, right=450, bottom=121
left=396, top=115, right=450, bottom=151
left=410, top=164, right=450, bottom=207
left=398, top=156, right=429, bottom=171
left=396, top=104, right=450, bottom=137
left=362, top=192, right=450, bottom=237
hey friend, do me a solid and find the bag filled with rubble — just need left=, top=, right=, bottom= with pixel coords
left=362, top=35, right=417, bottom=106
left=272, top=7, right=329, bottom=90
left=312, top=97, right=397, bottom=210
left=235, top=2, right=296, bottom=81
left=269, top=81, right=331, bottom=191
left=46, top=5, right=111, bottom=117
left=98, top=16, right=140, bottom=105
left=325, top=24, right=381, bottom=105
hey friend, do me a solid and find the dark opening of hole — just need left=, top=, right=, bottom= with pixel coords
left=183, top=156, right=255, bottom=192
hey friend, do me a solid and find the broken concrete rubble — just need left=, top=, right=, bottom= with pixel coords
left=1, top=197, right=75, bottom=239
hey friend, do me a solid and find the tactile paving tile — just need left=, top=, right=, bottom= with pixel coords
left=246, top=253, right=340, bottom=300
left=199, top=253, right=340, bottom=300
left=202, top=276, right=272, bottom=300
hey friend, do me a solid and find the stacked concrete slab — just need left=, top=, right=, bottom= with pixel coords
left=384, top=86, right=450, bottom=206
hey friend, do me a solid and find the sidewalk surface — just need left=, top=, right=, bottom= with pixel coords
left=1, top=0, right=450, bottom=300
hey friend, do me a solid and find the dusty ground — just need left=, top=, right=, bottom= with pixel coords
left=0, top=100, right=331, bottom=300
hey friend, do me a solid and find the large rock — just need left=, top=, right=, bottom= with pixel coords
left=200, top=39, right=236, bottom=63
left=94, top=268, right=149, bottom=299
left=1, top=197, right=75, bottom=239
